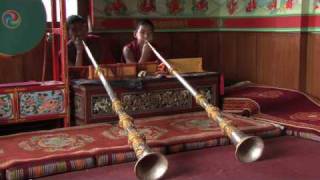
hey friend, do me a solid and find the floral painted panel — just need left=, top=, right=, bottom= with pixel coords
left=121, top=88, right=193, bottom=113
left=198, top=86, right=215, bottom=104
left=0, top=94, right=14, bottom=120
left=91, top=89, right=193, bottom=117
left=91, top=95, right=114, bottom=117
left=19, top=90, right=65, bottom=117
left=91, top=87, right=214, bottom=117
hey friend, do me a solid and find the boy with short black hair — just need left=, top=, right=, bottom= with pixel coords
left=122, top=19, right=157, bottom=64
left=66, top=15, right=115, bottom=66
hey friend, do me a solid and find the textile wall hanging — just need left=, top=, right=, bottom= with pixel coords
left=90, top=0, right=320, bottom=32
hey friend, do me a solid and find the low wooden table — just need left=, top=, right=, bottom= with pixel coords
left=70, top=72, right=221, bottom=124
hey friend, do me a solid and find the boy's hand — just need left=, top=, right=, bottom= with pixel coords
left=142, top=42, right=152, bottom=56
left=138, top=41, right=155, bottom=64
left=74, top=37, right=84, bottom=52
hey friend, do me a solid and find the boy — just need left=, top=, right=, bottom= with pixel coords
left=122, top=19, right=157, bottom=64
left=66, top=15, right=115, bottom=66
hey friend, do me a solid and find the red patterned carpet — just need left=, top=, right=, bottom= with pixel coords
left=2, top=82, right=320, bottom=179
left=224, top=82, right=320, bottom=141
left=38, top=136, right=320, bottom=180
left=0, top=111, right=280, bottom=180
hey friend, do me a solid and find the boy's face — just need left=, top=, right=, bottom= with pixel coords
left=68, top=22, right=88, bottom=41
left=134, top=25, right=153, bottom=44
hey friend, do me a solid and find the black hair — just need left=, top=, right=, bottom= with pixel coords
left=67, top=15, right=86, bottom=29
left=135, top=19, right=154, bottom=32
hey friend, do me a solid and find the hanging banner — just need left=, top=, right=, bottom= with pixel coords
left=91, top=0, right=219, bottom=31
left=90, top=0, right=320, bottom=32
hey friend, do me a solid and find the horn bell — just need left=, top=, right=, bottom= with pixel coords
left=235, top=136, right=264, bottom=163
left=134, top=152, right=169, bottom=180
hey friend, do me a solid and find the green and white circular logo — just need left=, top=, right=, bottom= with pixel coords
left=2, top=10, right=21, bottom=29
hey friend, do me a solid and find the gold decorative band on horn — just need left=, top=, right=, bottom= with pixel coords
left=196, top=94, right=230, bottom=135
left=94, top=66, right=103, bottom=76
left=112, top=99, right=134, bottom=129
left=118, top=113, right=134, bottom=129
left=218, top=120, right=234, bottom=137
left=111, top=99, right=168, bottom=179
left=113, top=99, right=151, bottom=158
left=195, top=94, right=219, bottom=110
left=195, top=94, right=207, bottom=108
left=196, top=94, right=219, bottom=119
left=128, top=131, right=146, bottom=158
left=168, top=68, right=177, bottom=75
left=112, top=99, right=123, bottom=113
left=205, top=105, right=220, bottom=121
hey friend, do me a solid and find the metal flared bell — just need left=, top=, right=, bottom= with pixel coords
left=135, top=152, right=169, bottom=180
left=235, top=136, right=264, bottom=163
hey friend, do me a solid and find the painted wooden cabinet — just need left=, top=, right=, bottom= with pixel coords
left=71, top=72, right=221, bottom=124
left=0, top=81, right=67, bottom=125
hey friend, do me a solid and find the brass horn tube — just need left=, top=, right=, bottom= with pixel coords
left=83, top=41, right=168, bottom=179
left=146, top=41, right=264, bottom=163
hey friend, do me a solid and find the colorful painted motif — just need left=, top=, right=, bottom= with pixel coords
left=2, top=10, right=22, bottom=29
left=94, top=0, right=218, bottom=18
left=0, top=94, right=14, bottom=119
left=18, top=133, right=95, bottom=152
left=226, top=0, right=299, bottom=15
left=19, top=90, right=64, bottom=117
left=167, top=0, right=185, bottom=15
left=138, top=0, right=156, bottom=14
left=267, top=0, right=279, bottom=11
left=314, top=0, right=320, bottom=10
left=290, top=112, right=320, bottom=121
left=227, top=0, right=239, bottom=15
left=246, top=0, right=257, bottom=12
left=192, top=0, right=208, bottom=13
left=121, top=89, right=192, bottom=113
left=92, top=95, right=113, bottom=116
left=91, top=87, right=212, bottom=116
left=104, top=0, right=128, bottom=16
left=241, top=90, right=283, bottom=99
left=102, top=125, right=167, bottom=140
left=95, top=0, right=309, bottom=18
left=198, top=87, right=214, bottom=103
left=92, top=0, right=320, bottom=32
left=171, top=118, right=218, bottom=131
left=222, top=0, right=303, bottom=16
left=265, top=0, right=297, bottom=14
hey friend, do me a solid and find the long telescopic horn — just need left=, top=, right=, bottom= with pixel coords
left=146, top=41, right=264, bottom=163
left=83, top=41, right=168, bottom=179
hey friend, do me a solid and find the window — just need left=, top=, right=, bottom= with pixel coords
left=42, top=0, right=78, bottom=22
